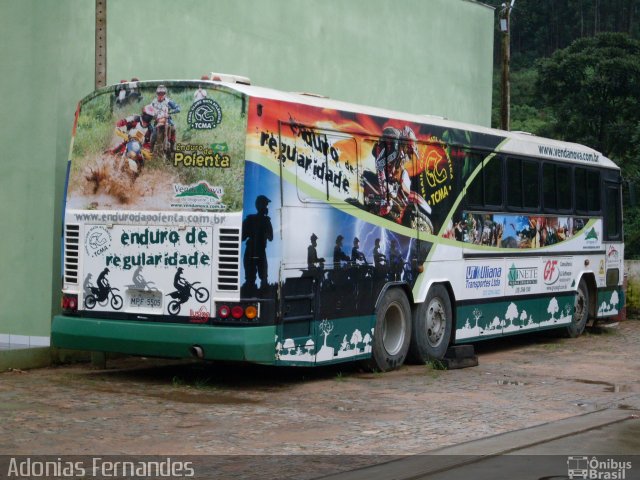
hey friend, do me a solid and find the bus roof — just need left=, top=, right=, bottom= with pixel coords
left=230, top=82, right=617, bottom=171
left=92, top=79, right=619, bottom=171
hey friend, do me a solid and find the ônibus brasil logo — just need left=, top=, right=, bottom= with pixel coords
left=187, top=98, right=222, bottom=130
left=567, top=456, right=632, bottom=479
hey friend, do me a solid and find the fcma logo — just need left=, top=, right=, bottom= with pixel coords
left=187, top=98, right=222, bottom=130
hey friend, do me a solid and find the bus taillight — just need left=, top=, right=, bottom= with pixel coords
left=216, top=303, right=258, bottom=321
left=218, top=305, right=231, bottom=319
left=61, top=294, right=78, bottom=314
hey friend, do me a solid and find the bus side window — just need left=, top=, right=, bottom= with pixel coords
left=463, top=151, right=502, bottom=209
left=575, top=167, right=601, bottom=214
left=507, top=158, right=539, bottom=210
left=291, top=127, right=358, bottom=204
left=484, top=155, right=503, bottom=207
left=464, top=152, right=483, bottom=207
left=543, top=163, right=572, bottom=212
left=604, top=175, right=622, bottom=241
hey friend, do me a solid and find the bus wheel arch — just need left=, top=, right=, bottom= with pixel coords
left=408, top=282, right=455, bottom=363
left=366, top=286, right=412, bottom=372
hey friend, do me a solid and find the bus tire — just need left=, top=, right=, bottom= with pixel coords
left=366, top=288, right=411, bottom=372
left=566, top=279, right=589, bottom=338
left=408, top=284, right=452, bottom=362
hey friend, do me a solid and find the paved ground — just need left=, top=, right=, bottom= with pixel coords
left=0, top=320, right=639, bottom=478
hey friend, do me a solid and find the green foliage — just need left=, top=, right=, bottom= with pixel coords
left=492, top=67, right=553, bottom=135
left=490, top=2, right=640, bottom=257
left=533, top=33, right=640, bottom=256
left=484, top=0, right=640, bottom=65
left=536, top=33, right=640, bottom=159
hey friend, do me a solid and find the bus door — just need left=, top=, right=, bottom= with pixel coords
left=277, top=273, right=319, bottom=364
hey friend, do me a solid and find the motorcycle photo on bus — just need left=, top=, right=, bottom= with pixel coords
left=53, top=73, right=624, bottom=372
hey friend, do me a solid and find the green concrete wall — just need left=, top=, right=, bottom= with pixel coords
left=0, top=0, right=493, bottom=347
left=108, top=0, right=494, bottom=125
left=0, top=0, right=94, bottom=340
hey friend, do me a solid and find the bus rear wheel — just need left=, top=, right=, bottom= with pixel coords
left=566, top=279, right=589, bottom=338
left=366, top=288, right=411, bottom=372
left=408, top=284, right=452, bottom=362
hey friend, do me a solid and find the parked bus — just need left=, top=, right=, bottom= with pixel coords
left=52, top=75, right=624, bottom=371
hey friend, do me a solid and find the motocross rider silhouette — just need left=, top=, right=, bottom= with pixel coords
left=173, top=267, right=191, bottom=302
left=242, top=195, right=273, bottom=290
left=307, top=233, right=325, bottom=272
left=150, top=85, right=180, bottom=153
left=96, top=268, right=110, bottom=301
left=351, top=237, right=367, bottom=264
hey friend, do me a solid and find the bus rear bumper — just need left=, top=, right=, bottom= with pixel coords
left=51, top=315, right=276, bottom=364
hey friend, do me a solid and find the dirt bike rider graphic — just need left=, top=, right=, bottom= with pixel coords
left=172, top=267, right=191, bottom=302
left=166, top=267, right=210, bottom=316
left=150, top=85, right=180, bottom=154
left=374, top=126, right=432, bottom=219
left=95, top=267, right=111, bottom=302
left=109, top=105, right=155, bottom=176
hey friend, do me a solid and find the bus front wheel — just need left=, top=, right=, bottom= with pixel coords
left=408, top=284, right=452, bottom=362
left=366, top=288, right=411, bottom=372
left=566, top=279, right=589, bottom=338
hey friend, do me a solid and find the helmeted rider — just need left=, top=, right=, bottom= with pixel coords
left=96, top=268, right=110, bottom=301
left=173, top=267, right=190, bottom=302
left=351, top=237, right=368, bottom=264
left=150, top=85, right=180, bottom=152
left=374, top=125, right=431, bottom=217
left=109, top=105, right=156, bottom=172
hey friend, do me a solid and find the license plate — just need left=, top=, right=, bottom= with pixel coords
left=126, top=289, right=163, bottom=313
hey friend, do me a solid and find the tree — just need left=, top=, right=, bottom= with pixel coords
left=505, top=302, right=519, bottom=327
left=536, top=33, right=640, bottom=163
left=319, top=319, right=334, bottom=347
left=519, top=309, right=528, bottom=327
left=536, top=33, right=640, bottom=256
left=283, top=338, right=295, bottom=355
left=305, top=339, right=315, bottom=355
left=548, top=297, right=559, bottom=320
left=350, top=329, right=363, bottom=350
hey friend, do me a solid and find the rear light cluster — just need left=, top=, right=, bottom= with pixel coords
left=61, top=294, right=79, bottom=314
left=216, top=303, right=258, bottom=321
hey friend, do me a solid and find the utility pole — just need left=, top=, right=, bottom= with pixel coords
left=93, top=0, right=108, bottom=369
left=500, top=1, right=514, bottom=131
left=95, top=0, right=107, bottom=89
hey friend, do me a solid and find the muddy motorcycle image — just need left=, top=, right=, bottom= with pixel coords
left=360, top=170, right=434, bottom=233
left=166, top=282, right=210, bottom=316
left=117, top=137, right=148, bottom=180
left=84, top=286, right=123, bottom=310
left=152, top=116, right=176, bottom=161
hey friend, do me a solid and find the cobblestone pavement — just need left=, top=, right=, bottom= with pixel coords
left=0, top=321, right=638, bottom=476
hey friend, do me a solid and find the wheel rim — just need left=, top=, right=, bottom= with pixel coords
left=426, top=297, right=446, bottom=347
left=382, top=301, right=406, bottom=356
